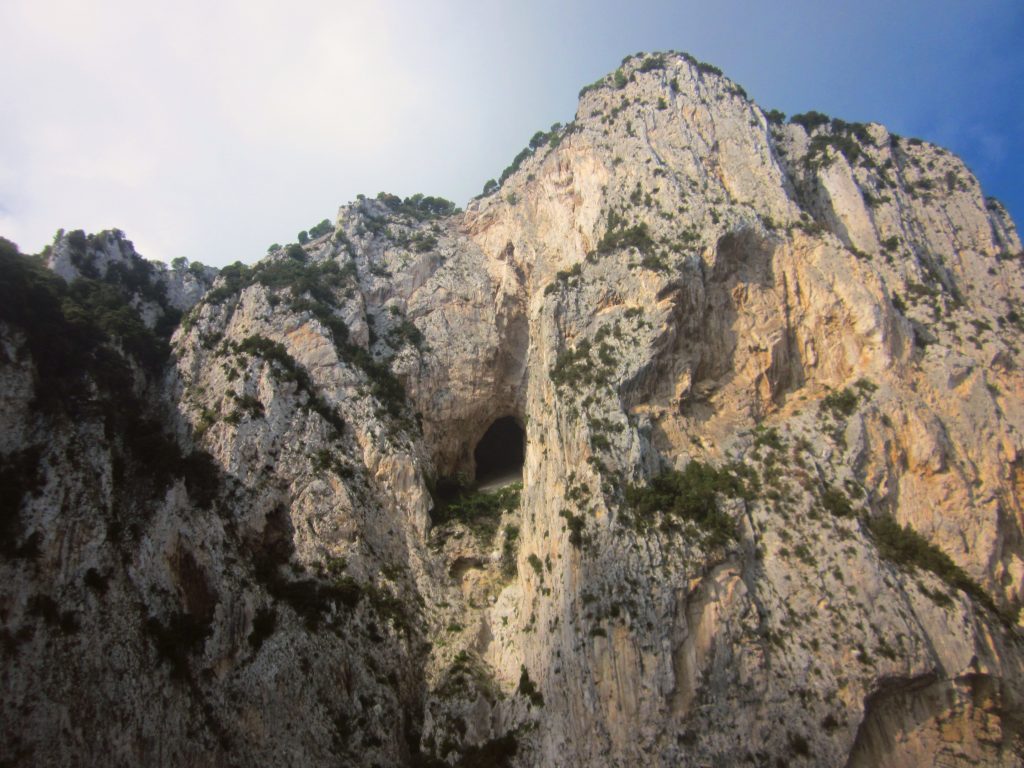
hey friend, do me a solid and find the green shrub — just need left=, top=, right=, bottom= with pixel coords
left=624, top=461, right=752, bottom=546
left=637, top=54, right=666, bottom=73
left=489, top=123, right=565, bottom=191
left=498, top=147, right=534, bottom=186
left=255, top=549, right=362, bottom=632
left=307, top=218, right=333, bottom=239
left=65, top=229, right=88, bottom=253
left=596, top=221, right=656, bottom=255
left=385, top=317, right=424, bottom=350
left=517, top=665, right=544, bottom=707
left=527, top=553, right=543, bottom=575
left=436, top=649, right=497, bottom=701
left=806, top=132, right=864, bottom=169
left=431, top=483, right=521, bottom=546
left=820, top=388, right=859, bottom=418
left=544, top=263, right=583, bottom=297
left=549, top=340, right=593, bottom=388
left=187, top=260, right=209, bottom=278
left=854, top=378, right=877, bottom=393
left=235, top=394, right=264, bottom=418
left=790, top=111, right=831, bottom=132
left=578, top=78, right=605, bottom=99
left=529, top=131, right=549, bottom=150
left=753, top=425, right=784, bottom=451
left=376, top=192, right=459, bottom=220
left=363, top=582, right=413, bottom=635
left=559, top=509, right=586, bottom=548
left=678, top=52, right=722, bottom=77
left=237, top=335, right=302, bottom=378
left=309, top=448, right=350, bottom=479
left=409, top=232, right=437, bottom=253
left=821, top=486, right=854, bottom=517
left=830, top=118, right=872, bottom=144
left=347, top=345, right=407, bottom=421
left=204, top=260, right=252, bottom=304
left=866, top=513, right=998, bottom=614
left=501, top=525, right=520, bottom=579
left=793, top=542, right=816, bottom=565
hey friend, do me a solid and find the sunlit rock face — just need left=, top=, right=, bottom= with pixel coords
left=2, top=51, right=1024, bottom=767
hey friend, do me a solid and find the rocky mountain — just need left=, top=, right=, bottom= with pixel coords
left=2, top=51, right=1023, bottom=767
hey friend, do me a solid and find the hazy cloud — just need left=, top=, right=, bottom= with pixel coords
left=2, top=0, right=1021, bottom=265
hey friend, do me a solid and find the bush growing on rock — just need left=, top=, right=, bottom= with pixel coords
left=596, top=220, right=655, bottom=255
left=820, top=388, right=859, bottom=418
left=637, top=54, right=666, bottom=72
left=866, top=513, right=996, bottom=613
left=624, top=461, right=753, bottom=546
left=790, top=111, right=831, bottom=132
left=821, top=485, right=854, bottom=518
left=430, top=483, right=521, bottom=546
left=376, top=192, right=458, bottom=220
left=517, top=665, right=544, bottom=707
left=307, top=218, right=333, bottom=239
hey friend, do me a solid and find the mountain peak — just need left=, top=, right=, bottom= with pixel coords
left=2, top=52, right=1023, bottom=768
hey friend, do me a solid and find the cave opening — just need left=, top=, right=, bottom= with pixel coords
left=473, top=416, right=525, bottom=487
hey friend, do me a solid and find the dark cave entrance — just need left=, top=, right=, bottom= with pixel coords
left=473, top=416, right=525, bottom=487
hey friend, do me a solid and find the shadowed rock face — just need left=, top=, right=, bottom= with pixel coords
left=474, top=417, right=525, bottom=485
left=2, top=51, right=1024, bottom=768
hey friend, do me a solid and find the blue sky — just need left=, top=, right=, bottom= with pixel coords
left=1, top=0, right=1020, bottom=266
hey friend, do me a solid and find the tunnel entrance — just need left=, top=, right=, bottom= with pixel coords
left=474, top=416, right=525, bottom=488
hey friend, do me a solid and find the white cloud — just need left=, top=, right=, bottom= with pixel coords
left=0, top=0, right=499, bottom=262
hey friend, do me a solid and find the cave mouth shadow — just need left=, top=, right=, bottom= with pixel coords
left=474, top=416, right=525, bottom=487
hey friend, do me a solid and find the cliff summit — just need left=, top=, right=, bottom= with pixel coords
left=2, top=51, right=1023, bottom=767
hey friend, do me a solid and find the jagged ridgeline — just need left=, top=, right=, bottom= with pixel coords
left=2, top=50, right=1024, bottom=768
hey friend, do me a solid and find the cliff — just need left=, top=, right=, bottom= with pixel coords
left=2, top=51, right=1023, bottom=767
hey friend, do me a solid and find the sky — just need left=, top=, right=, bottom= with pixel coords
left=1, top=0, right=1021, bottom=267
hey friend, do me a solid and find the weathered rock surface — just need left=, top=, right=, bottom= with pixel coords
left=2, top=51, right=1023, bottom=767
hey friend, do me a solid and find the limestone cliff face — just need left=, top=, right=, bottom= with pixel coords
left=2, top=52, right=1024, bottom=767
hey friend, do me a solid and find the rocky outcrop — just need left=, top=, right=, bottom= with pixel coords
left=2, top=51, right=1023, bottom=767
